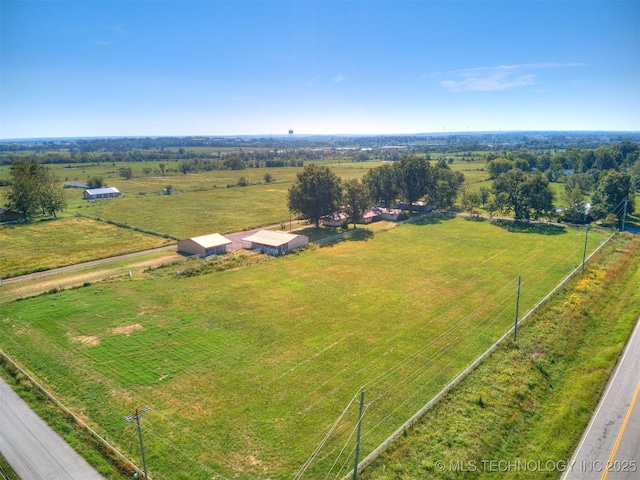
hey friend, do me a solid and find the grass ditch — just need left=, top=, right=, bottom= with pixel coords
left=0, top=455, right=18, bottom=480
left=361, top=232, right=640, bottom=480
left=0, top=356, right=132, bottom=479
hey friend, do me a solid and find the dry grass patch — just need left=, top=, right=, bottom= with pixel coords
left=69, top=334, right=101, bottom=346
left=111, top=324, right=143, bottom=336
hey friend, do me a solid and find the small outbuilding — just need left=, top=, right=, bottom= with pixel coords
left=371, top=206, right=404, bottom=221
left=83, top=187, right=121, bottom=200
left=64, top=181, right=90, bottom=189
left=0, top=208, right=21, bottom=223
left=322, top=212, right=349, bottom=227
left=241, top=230, right=309, bottom=256
left=178, top=233, right=232, bottom=257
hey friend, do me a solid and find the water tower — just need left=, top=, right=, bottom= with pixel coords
left=288, top=130, right=294, bottom=149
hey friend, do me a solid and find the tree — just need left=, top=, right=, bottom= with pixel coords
left=460, top=188, right=481, bottom=216
left=87, top=176, right=104, bottom=188
left=118, top=166, right=133, bottom=179
left=560, top=185, right=589, bottom=224
left=223, top=157, right=246, bottom=170
left=394, top=155, right=432, bottom=214
left=492, top=169, right=554, bottom=221
left=264, top=173, right=274, bottom=183
left=362, top=163, right=398, bottom=208
left=37, top=166, right=67, bottom=218
left=525, top=173, right=555, bottom=220
left=4, top=160, right=66, bottom=220
left=288, top=164, right=342, bottom=228
left=343, top=179, right=373, bottom=227
left=487, top=157, right=513, bottom=179
left=591, top=170, right=635, bottom=221
left=429, top=167, right=464, bottom=209
left=158, top=163, right=166, bottom=175
left=4, top=160, right=39, bottom=220
left=479, top=186, right=490, bottom=206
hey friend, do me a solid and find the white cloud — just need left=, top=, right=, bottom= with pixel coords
left=441, top=63, right=585, bottom=92
left=334, top=73, right=345, bottom=83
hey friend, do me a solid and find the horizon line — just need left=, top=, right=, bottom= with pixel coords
left=2, top=129, right=639, bottom=143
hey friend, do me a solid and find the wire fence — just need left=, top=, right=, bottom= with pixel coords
left=332, top=229, right=616, bottom=479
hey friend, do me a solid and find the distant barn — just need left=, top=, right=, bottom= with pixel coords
left=83, top=187, right=121, bottom=200
left=241, top=230, right=308, bottom=256
left=178, top=233, right=232, bottom=257
left=64, top=181, right=89, bottom=189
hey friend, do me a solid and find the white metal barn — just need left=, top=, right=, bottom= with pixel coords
left=178, top=233, right=232, bottom=257
left=241, top=230, right=309, bottom=256
left=82, top=187, right=121, bottom=200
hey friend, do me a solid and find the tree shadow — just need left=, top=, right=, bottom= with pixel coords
left=409, top=213, right=458, bottom=227
left=463, top=214, right=487, bottom=223
left=317, top=228, right=374, bottom=248
left=491, top=219, right=567, bottom=235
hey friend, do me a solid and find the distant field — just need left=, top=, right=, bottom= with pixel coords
left=0, top=216, right=172, bottom=278
left=47, top=162, right=387, bottom=237
left=3, top=159, right=495, bottom=240
left=0, top=216, right=608, bottom=479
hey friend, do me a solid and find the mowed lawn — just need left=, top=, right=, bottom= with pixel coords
left=0, top=216, right=172, bottom=278
left=0, top=217, right=608, bottom=479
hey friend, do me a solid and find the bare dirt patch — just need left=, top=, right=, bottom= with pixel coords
left=69, top=335, right=101, bottom=346
left=111, top=324, right=144, bottom=336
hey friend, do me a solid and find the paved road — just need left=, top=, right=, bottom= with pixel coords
left=562, top=317, right=640, bottom=480
left=0, top=378, right=105, bottom=480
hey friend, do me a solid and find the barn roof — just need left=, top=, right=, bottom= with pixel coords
left=189, top=233, right=232, bottom=249
left=85, top=187, right=120, bottom=195
left=242, top=230, right=301, bottom=247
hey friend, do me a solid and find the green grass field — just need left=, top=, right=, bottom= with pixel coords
left=362, top=233, right=640, bottom=480
left=0, top=216, right=608, bottom=479
left=0, top=216, right=172, bottom=278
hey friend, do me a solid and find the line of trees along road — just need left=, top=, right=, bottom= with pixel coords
left=3, top=159, right=67, bottom=221
left=287, top=156, right=466, bottom=226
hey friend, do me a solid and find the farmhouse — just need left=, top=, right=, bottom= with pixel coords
left=371, top=206, right=404, bottom=221
left=362, top=210, right=380, bottom=224
left=241, top=230, right=308, bottom=256
left=322, top=212, right=349, bottom=227
left=83, top=187, right=121, bottom=200
left=178, top=233, right=232, bottom=257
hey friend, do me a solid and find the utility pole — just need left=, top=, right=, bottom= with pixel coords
left=582, top=225, right=590, bottom=274
left=514, top=274, right=521, bottom=341
left=352, top=388, right=365, bottom=480
left=124, top=406, right=150, bottom=479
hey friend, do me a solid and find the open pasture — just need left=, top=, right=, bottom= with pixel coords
left=0, top=216, right=607, bottom=479
left=3, top=160, right=492, bottom=241
left=62, top=161, right=386, bottom=237
left=0, top=216, right=172, bottom=279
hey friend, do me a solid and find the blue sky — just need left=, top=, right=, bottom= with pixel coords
left=1, top=0, right=638, bottom=139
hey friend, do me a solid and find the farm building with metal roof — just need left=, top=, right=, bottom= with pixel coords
left=83, top=187, right=121, bottom=200
left=178, top=233, right=233, bottom=257
left=241, top=230, right=308, bottom=256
